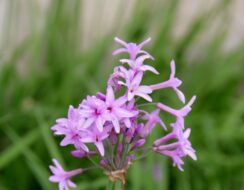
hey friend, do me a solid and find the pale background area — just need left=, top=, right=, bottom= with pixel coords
left=0, top=0, right=243, bottom=55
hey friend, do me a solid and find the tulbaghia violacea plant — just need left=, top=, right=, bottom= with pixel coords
left=49, top=37, right=197, bottom=190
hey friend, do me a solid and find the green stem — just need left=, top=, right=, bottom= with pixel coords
left=87, top=156, right=101, bottom=168
left=114, top=134, right=121, bottom=156
left=105, top=140, right=116, bottom=169
left=134, top=149, right=153, bottom=161
left=119, top=144, right=129, bottom=169
left=106, top=179, right=114, bottom=190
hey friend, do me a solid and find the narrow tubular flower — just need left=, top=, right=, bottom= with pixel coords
left=49, top=37, right=197, bottom=189
left=150, top=60, right=185, bottom=103
left=49, top=159, right=82, bottom=190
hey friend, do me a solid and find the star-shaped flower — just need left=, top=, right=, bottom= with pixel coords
left=49, top=159, right=82, bottom=190
left=113, top=37, right=152, bottom=60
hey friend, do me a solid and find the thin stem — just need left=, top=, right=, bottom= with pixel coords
left=134, top=149, right=153, bottom=161
left=87, top=156, right=101, bottom=168
left=137, top=102, right=157, bottom=108
left=105, top=140, right=116, bottom=169
left=106, top=179, right=114, bottom=190
left=114, top=134, right=121, bottom=156
left=115, top=179, right=124, bottom=190
left=131, top=146, right=152, bottom=153
left=82, top=166, right=99, bottom=172
left=119, top=144, right=129, bottom=169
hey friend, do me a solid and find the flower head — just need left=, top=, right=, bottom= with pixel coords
left=50, top=37, right=197, bottom=189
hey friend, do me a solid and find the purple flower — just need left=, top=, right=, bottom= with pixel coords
left=79, top=96, right=107, bottom=132
left=140, top=109, right=167, bottom=138
left=51, top=106, right=88, bottom=152
left=119, top=71, right=153, bottom=102
left=52, top=106, right=84, bottom=135
left=157, top=96, right=196, bottom=128
left=150, top=60, right=185, bottom=103
left=105, top=86, right=138, bottom=133
left=50, top=37, right=197, bottom=187
left=81, top=125, right=110, bottom=156
left=49, top=159, right=82, bottom=190
left=154, top=123, right=197, bottom=171
left=107, top=66, right=125, bottom=91
left=161, top=150, right=185, bottom=171
left=113, top=37, right=152, bottom=60
left=120, top=55, right=159, bottom=74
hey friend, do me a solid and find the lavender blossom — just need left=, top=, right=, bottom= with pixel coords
left=49, top=159, right=82, bottom=190
left=113, top=37, right=152, bottom=60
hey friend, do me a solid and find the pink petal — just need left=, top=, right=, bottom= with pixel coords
left=113, top=48, right=127, bottom=55
left=115, top=107, right=136, bottom=118
left=81, top=136, right=94, bottom=143
left=187, top=150, right=197, bottom=160
left=135, top=55, right=152, bottom=66
left=183, top=128, right=191, bottom=139
left=49, top=176, right=60, bottom=182
left=68, top=180, right=77, bottom=188
left=112, top=118, right=120, bottom=133
left=83, top=117, right=95, bottom=128
left=115, top=96, right=127, bottom=106
left=124, top=118, right=131, bottom=128
left=170, top=60, right=176, bottom=78
left=60, top=137, right=72, bottom=146
left=131, top=72, right=143, bottom=86
left=95, top=141, right=105, bottom=156
left=106, top=86, right=115, bottom=103
left=80, top=143, right=89, bottom=152
left=137, top=85, right=152, bottom=94
left=127, top=91, right=134, bottom=101
left=120, top=58, right=133, bottom=66
left=134, top=91, right=152, bottom=102
left=140, top=65, right=159, bottom=74
left=59, top=182, right=67, bottom=190
left=95, top=117, right=104, bottom=132
left=174, top=88, right=185, bottom=104
left=138, top=37, right=151, bottom=48
left=138, top=50, right=154, bottom=59
left=68, top=106, right=75, bottom=120
left=157, top=117, right=167, bottom=130
left=114, top=37, right=128, bottom=47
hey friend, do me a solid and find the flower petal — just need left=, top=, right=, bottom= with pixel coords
left=95, top=141, right=105, bottom=156
left=140, top=65, right=159, bottom=74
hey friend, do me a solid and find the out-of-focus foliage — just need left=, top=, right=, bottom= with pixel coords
left=0, top=0, right=244, bottom=190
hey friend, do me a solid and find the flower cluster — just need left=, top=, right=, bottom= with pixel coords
left=49, top=37, right=197, bottom=189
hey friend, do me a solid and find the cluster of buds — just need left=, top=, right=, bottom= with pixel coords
left=49, top=37, right=197, bottom=190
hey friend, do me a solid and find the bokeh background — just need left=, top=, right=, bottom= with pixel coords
left=0, top=0, right=244, bottom=190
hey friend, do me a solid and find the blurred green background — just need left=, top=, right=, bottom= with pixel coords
left=0, top=0, right=244, bottom=189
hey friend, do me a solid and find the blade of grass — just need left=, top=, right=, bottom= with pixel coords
left=3, top=127, right=54, bottom=190
left=0, top=128, right=40, bottom=170
left=34, top=107, right=65, bottom=166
